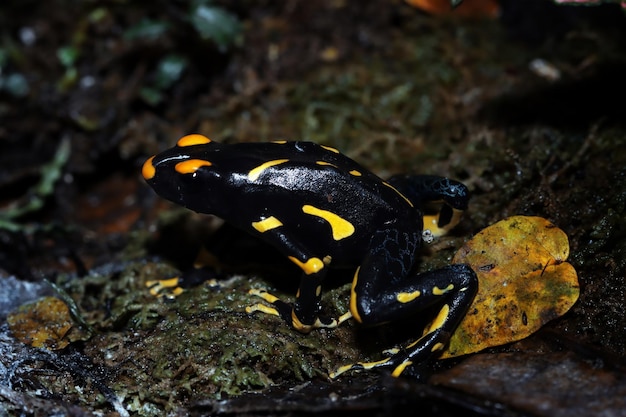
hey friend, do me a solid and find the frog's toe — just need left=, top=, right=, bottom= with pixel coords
left=329, top=356, right=394, bottom=379
left=330, top=349, right=419, bottom=379
left=245, top=302, right=281, bottom=317
left=145, top=277, right=184, bottom=300
left=246, top=288, right=292, bottom=321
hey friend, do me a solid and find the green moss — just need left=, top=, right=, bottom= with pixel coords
left=70, top=261, right=362, bottom=411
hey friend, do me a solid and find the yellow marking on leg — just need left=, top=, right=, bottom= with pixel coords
left=291, top=310, right=339, bottom=333
left=349, top=170, right=362, bottom=176
left=146, top=277, right=184, bottom=297
left=431, top=342, right=445, bottom=352
left=337, top=311, right=353, bottom=325
left=423, top=208, right=464, bottom=237
left=329, top=364, right=353, bottom=379
left=397, top=290, right=421, bottom=303
left=288, top=256, right=324, bottom=275
left=391, top=360, right=413, bottom=377
left=433, top=284, right=454, bottom=295
left=314, top=317, right=338, bottom=329
left=142, top=156, right=156, bottom=180
left=248, top=288, right=280, bottom=303
left=383, top=347, right=400, bottom=355
left=357, top=358, right=392, bottom=369
left=271, top=140, right=287, bottom=144
left=302, top=205, right=355, bottom=240
left=315, top=285, right=322, bottom=296
left=423, top=304, right=450, bottom=335
left=448, top=207, right=464, bottom=230
left=248, top=159, right=289, bottom=181
left=252, top=216, right=283, bottom=233
left=246, top=303, right=280, bottom=317
left=146, top=277, right=180, bottom=289
left=175, top=159, right=212, bottom=175
left=330, top=357, right=391, bottom=379
left=246, top=288, right=291, bottom=320
left=291, top=310, right=310, bottom=333
left=382, top=182, right=414, bottom=207
left=349, top=267, right=363, bottom=323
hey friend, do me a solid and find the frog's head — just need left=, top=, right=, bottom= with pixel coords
left=142, top=134, right=223, bottom=214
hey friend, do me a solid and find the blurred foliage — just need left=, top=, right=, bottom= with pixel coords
left=140, top=54, right=189, bottom=106
left=0, top=138, right=70, bottom=232
left=189, top=0, right=242, bottom=52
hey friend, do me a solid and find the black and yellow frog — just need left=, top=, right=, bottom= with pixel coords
left=142, top=134, right=477, bottom=377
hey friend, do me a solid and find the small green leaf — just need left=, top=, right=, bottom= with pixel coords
left=124, top=18, right=170, bottom=41
left=154, top=54, right=188, bottom=89
left=57, top=46, right=79, bottom=68
left=190, top=2, right=241, bottom=52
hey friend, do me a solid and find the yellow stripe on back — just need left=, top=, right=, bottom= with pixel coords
left=397, top=290, right=421, bottom=303
left=382, top=182, right=414, bottom=208
left=320, top=145, right=340, bottom=154
left=248, top=159, right=289, bottom=181
left=302, top=205, right=355, bottom=240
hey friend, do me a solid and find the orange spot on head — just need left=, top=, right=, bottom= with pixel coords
left=142, top=156, right=156, bottom=180
left=175, top=159, right=212, bottom=175
left=177, top=134, right=212, bottom=147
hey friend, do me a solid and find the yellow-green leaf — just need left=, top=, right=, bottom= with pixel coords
left=441, top=216, right=579, bottom=358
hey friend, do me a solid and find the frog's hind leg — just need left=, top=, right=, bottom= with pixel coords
left=386, top=175, right=469, bottom=237
left=331, top=227, right=478, bottom=378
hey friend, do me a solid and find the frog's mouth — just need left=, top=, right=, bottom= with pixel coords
left=142, top=154, right=190, bottom=204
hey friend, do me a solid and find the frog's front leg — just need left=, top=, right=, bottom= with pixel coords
left=245, top=222, right=341, bottom=333
left=331, top=226, right=478, bottom=378
left=247, top=256, right=345, bottom=333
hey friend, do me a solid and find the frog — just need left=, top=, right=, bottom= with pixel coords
left=142, top=134, right=478, bottom=378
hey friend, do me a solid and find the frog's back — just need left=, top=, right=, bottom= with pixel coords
left=213, top=141, right=413, bottom=215
left=144, top=138, right=421, bottom=264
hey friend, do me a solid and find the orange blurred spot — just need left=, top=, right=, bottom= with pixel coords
left=405, top=0, right=499, bottom=18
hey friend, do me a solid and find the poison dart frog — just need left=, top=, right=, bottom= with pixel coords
left=142, top=134, right=478, bottom=378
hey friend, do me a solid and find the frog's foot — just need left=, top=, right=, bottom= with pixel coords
left=145, top=277, right=184, bottom=300
left=246, top=288, right=352, bottom=333
left=329, top=351, right=416, bottom=379
left=245, top=288, right=291, bottom=319
left=146, top=265, right=221, bottom=300
left=330, top=328, right=447, bottom=379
